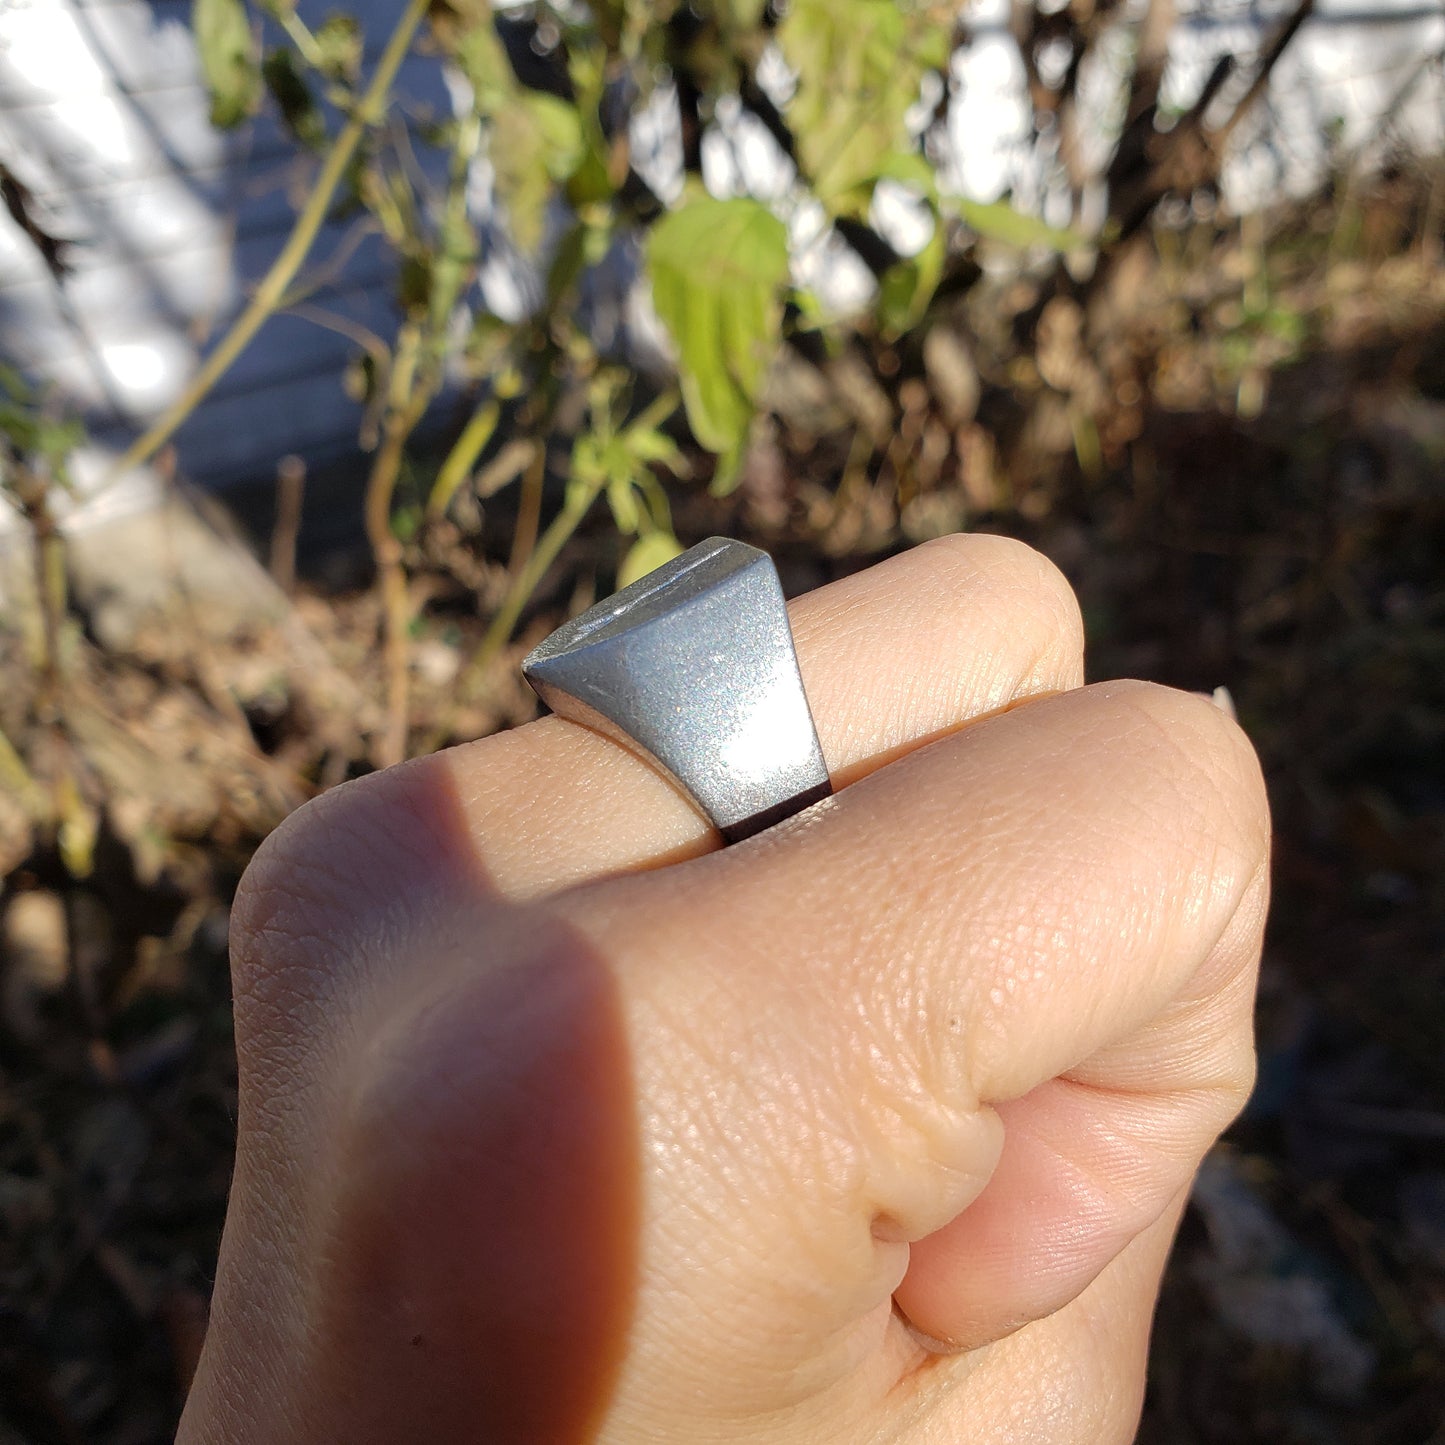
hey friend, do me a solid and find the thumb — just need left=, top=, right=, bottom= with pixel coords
left=563, top=680, right=1268, bottom=1402
left=894, top=864, right=1266, bottom=1349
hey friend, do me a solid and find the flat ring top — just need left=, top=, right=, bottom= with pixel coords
left=522, top=537, right=831, bottom=841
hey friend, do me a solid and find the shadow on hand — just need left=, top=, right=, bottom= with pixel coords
left=232, top=752, right=641, bottom=1443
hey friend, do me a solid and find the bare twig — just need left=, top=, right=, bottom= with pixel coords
left=0, top=722, right=46, bottom=820
left=363, top=322, right=433, bottom=769
left=275, top=215, right=384, bottom=310
left=473, top=438, right=536, bottom=499
left=270, top=454, right=306, bottom=595
left=7, top=460, right=67, bottom=717
left=508, top=442, right=547, bottom=580
left=457, top=473, right=604, bottom=704
left=102, top=0, right=430, bottom=489
left=282, top=300, right=391, bottom=361
left=1212, top=0, right=1318, bottom=152
left=1102, top=0, right=1315, bottom=257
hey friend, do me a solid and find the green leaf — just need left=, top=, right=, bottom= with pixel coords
left=454, top=20, right=513, bottom=111
left=0, top=403, right=39, bottom=457
left=571, top=431, right=607, bottom=490
left=544, top=222, right=591, bottom=306
left=313, top=13, right=363, bottom=83
left=618, top=530, right=684, bottom=589
left=491, top=93, right=585, bottom=253
left=429, top=0, right=492, bottom=59
left=452, top=19, right=604, bottom=250
left=626, top=426, right=687, bottom=473
left=0, top=364, right=31, bottom=403
left=779, top=0, right=947, bottom=212
left=192, top=0, right=261, bottom=130
left=647, top=198, right=789, bottom=489
left=397, top=252, right=432, bottom=313
left=878, top=219, right=944, bottom=337
left=0, top=368, right=84, bottom=483
left=34, top=416, right=84, bottom=475
left=727, top=0, right=770, bottom=26
left=262, top=48, right=325, bottom=150
left=953, top=199, right=1082, bottom=253
left=875, top=150, right=940, bottom=200
left=429, top=189, right=479, bottom=325
left=606, top=476, right=641, bottom=534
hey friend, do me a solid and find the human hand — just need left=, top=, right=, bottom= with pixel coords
left=178, top=534, right=1269, bottom=1444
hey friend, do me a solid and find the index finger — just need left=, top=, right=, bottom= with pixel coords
left=557, top=680, right=1268, bottom=1365
left=242, top=533, right=1085, bottom=923
left=461, top=532, right=1085, bottom=895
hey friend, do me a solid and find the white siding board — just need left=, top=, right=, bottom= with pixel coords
left=0, top=0, right=414, bottom=108
left=0, top=0, right=436, bottom=503
left=0, top=234, right=395, bottom=352
left=0, top=258, right=395, bottom=416
left=0, top=178, right=235, bottom=291
left=0, top=296, right=390, bottom=420
left=0, top=85, right=225, bottom=192
left=0, top=173, right=379, bottom=290
left=0, top=0, right=197, bottom=108
left=139, top=374, right=369, bottom=485
left=0, top=0, right=1441, bottom=520
left=0, top=132, right=294, bottom=208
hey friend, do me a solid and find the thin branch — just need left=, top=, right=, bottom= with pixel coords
left=269, top=454, right=305, bottom=595
left=363, top=320, right=432, bottom=769
left=427, top=397, right=500, bottom=520
left=458, top=474, right=603, bottom=703
left=1213, top=0, right=1319, bottom=150
left=507, top=441, right=547, bottom=580
left=102, top=0, right=430, bottom=489
left=276, top=215, right=383, bottom=309
left=282, top=299, right=390, bottom=360
left=0, top=722, right=46, bottom=822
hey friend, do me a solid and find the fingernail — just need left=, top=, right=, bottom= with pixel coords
left=1191, top=687, right=1237, bottom=719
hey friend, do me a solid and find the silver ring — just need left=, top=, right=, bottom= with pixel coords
left=522, top=536, right=832, bottom=843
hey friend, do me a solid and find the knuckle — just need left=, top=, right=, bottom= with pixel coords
left=229, top=786, right=368, bottom=1047
left=1099, top=679, right=1271, bottom=887
left=1217, top=1039, right=1260, bottom=1126
left=1089, top=680, right=1272, bottom=1064
left=230, top=757, right=467, bottom=1046
left=918, top=532, right=1086, bottom=691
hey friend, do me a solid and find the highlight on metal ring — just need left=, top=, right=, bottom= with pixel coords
left=521, top=536, right=832, bottom=843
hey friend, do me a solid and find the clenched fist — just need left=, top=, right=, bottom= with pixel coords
left=179, top=535, right=1269, bottom=1444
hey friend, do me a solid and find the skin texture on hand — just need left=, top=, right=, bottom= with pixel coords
left=179, top=535, right=1270, bottom=1445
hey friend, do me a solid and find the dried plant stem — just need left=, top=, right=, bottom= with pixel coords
left=427, top=398, right=500, bottom=520
left=508, top=443, right=546, bottom=578
left=9, top=465, right=67, bottom=717
left=270, top=454, right=306, bottom=595
left=33, top=510, right=66, bottom=716
left=0, top=723, right=45, bottom=819
left=458, top=476, right=604, bottom=704
left=104, top=0, right=430, bottom=488
left=365, top=322, right=434, bottom=769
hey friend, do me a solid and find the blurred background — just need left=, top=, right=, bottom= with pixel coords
left=0, top=1, right=1442, bottom=1440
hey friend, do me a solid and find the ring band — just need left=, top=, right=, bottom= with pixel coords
left=522, top=537, right=832, bottom=843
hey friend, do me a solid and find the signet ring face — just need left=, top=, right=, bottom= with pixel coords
left=521, top=537, right=832, bottom=843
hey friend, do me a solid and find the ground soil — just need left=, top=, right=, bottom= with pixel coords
left=2, top=203, right=1443, bottom=1443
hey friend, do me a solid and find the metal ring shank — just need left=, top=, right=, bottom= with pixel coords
left=522, top=538, right=832, bottom=842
